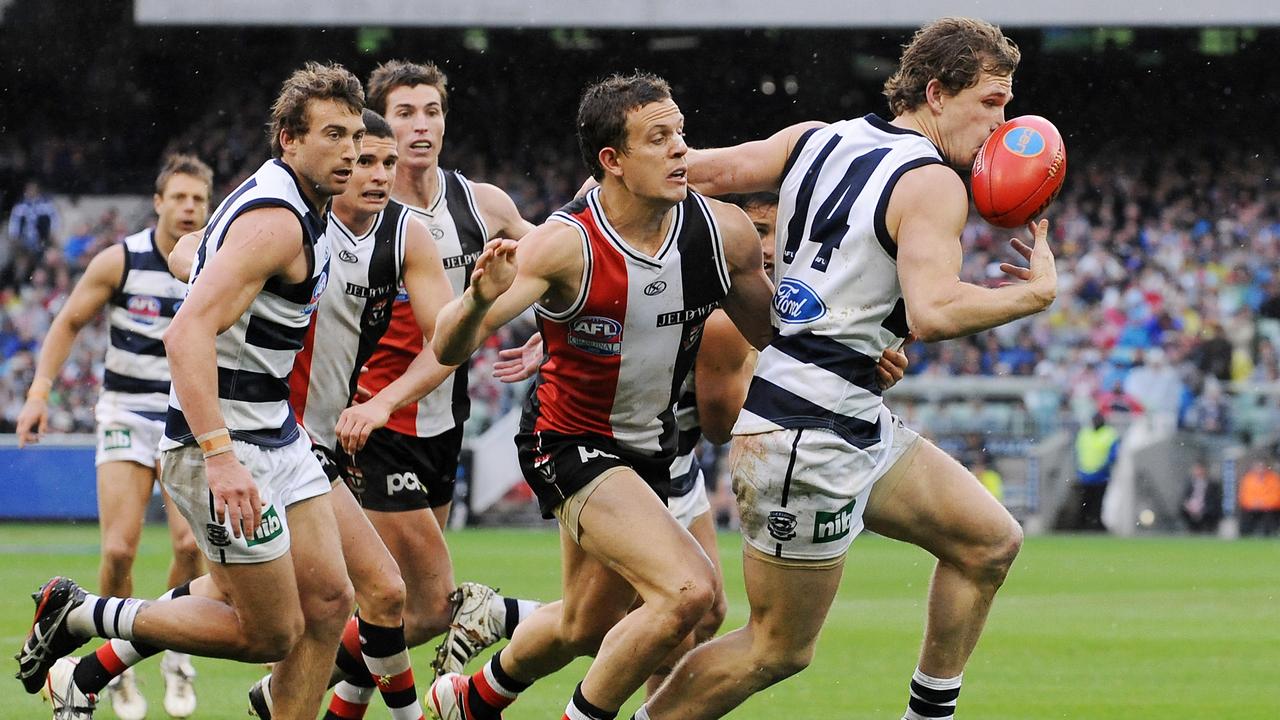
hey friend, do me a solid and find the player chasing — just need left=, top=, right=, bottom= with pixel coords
left=16, top=62, right=366, bottom=720
left=423, top=71, right=778, bottom=720
left=632, top=17, right=1056, bottom=720
left=323, top=61, right=542, bottom=710
left=490, top=190, right=913, bottom=698
left=15, top=155, right=214, bottom=720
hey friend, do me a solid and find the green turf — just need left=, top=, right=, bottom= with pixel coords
left=1, top=524, right=1276, bottom=718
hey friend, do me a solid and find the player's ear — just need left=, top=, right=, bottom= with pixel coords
left=598, top=146, right=625, bottom=179
left=924, top=79, right=946, bottom=114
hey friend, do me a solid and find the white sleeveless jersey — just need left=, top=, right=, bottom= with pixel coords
left=289, top=201, right=410, bottom=451
left=162, top=159, right=331, bottom=449
left=734, top=114, right=944, bottom=447
left=102, top=229, right=188, bottom=416
left=362, top=168, right=487, bottom=438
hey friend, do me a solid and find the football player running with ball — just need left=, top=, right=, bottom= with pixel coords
left=634, top=17, right=1057, bottom=720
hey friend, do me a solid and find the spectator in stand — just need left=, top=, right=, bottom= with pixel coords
left=1180, top=460, right=1222, bottom=533
left=1096, top=379, right=1145, bottom=417
left=6, top=180, right=58, bottom=253
left=1123, top=347, right=1185, bottom=424
left=1075, top=412, right=1120, bottom=531
left=972, top=453, right=1005, bottom=504
left=1237, top=458, right=1280, bottom=537
left=1182, top=377, right=1230, bottom=433
left=1191, top=319, right=1234, bottom=382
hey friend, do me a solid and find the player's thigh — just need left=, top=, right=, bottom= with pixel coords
left=575, top=469, right=713, bottom=599
left=205, top=548, right=304, bottom=634
left=95, top=460, right=156, bottom=547
left=284, top=492, right=354, bottom=614
left=558, top=527, right=640, bottom=635
left=864, top=437, right=1018, bottom=563
left=686, top=511, right=725, bottom=595
left=741, top=547, right=844, bottom=658
left=367, top=505, right=453, bottom=598
left=329, top=481, right=403, bottom=603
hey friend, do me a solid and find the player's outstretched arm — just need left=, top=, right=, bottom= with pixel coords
left=687, top=121, right=826, bottom=196
left=433, top=222, right=580, bottom=365
left=164, top=207, right=305, bottom=538
left=336, top=217, right=456, bottom=454
left=472, top=181, right=537, bottom=241
left=15, top=244, right=123, bottom=447
left=167, top=227, right=205, bottom=282
left=711, top=200, right=775, bottom=350
left=893, top=165, right=1057, bottom=342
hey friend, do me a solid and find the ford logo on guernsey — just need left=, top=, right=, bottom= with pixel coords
left=1003, top=127, right=1045, bottom=158
left=568, top=315, right=623, bottom=356
left=773, top=278, right=826, bottom=324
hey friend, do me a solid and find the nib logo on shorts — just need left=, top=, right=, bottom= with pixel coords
left=813, top=498, right=857, bottom=543
left=245, top=505, right=284, bottom=547
left=103, top=427, right=132, bottom=451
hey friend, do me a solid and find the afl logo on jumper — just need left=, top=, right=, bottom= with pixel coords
left=1003, top=127, right=1045, bottom=158
left=568, top=316, right=623, bottom=356
left=773, top=279, right=826, bottom=324
left=127, top=296, right=162, bottom=325
left=338, top=249, right=358, bottom=263
left=303, top=271, right=329, bottom=316
left=644, top=280, right=667, bottom=296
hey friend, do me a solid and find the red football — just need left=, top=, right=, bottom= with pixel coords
left=971, top=115, right=1067, bottom=228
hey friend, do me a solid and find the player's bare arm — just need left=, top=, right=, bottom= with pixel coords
left=167, top=228, right=204, bottom=282
left=164, top=207, right=309, bottom=538
left=336, top=216, right=457, bottom=453
left=472, top=181, right=537, bottom=240
left=433, top=221, right=582, bottom=365
left=694, top=310, right=755, bottom=444
left=15, top=244, right=123, bottom=447
left=687, top=121, right=826, bottom=196
left=892, top=164, right=1057, bottom=342
left=708, top=200, right=775, bottom=350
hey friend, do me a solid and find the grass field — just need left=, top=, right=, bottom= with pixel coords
left=1, top=523, right=1276, bottom=718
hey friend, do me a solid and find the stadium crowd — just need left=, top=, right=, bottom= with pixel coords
left=6, top=136, right=1280, bottom=443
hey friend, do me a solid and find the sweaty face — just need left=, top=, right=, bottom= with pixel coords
left=936, top=70, right=1013, bottom=168
left=613, top=98, right=688, bottom=204
left=338, top=136, right=399, bottom=217
left=384, top=84, right=446, bottom=171
left=743, top=202, right=777, bottom=277
left=285, top=98, right=365, bottom=201
left=154, top=173, right=210, bottom=239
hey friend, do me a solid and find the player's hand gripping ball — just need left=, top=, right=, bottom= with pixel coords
left=971, top=115, right=1066, bottom=228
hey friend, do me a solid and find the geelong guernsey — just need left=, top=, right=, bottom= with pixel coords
left=734, top=114, right=944, bottom=447
left=103, top=229, right=188, bottom=418
left=162, top=159, right=331, bottom=449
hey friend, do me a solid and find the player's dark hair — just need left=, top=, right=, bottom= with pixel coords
left=154, top=153, right=213, bottom=197
left=883, top=17, right=1020, bottom=116
left=366, top=59, right=450, bottom=117
left=268, top=61, right=364, bottom=158
left=361, top=109, right=395, bottom=141
left=720, top=192, right=780, bottom=211
left=577, top=72, right=673, bottom=180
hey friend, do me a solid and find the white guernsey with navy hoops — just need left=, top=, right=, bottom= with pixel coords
left=159, top=159, right=333, bottom=564
left=95, top=229, right=188, bottom=467
left=732, top=114, right=935, bottom=562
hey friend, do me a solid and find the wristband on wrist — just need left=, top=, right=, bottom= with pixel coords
left=27, top=377, right=52, bottom=401
left=197, top=428, right=234, bottom=459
